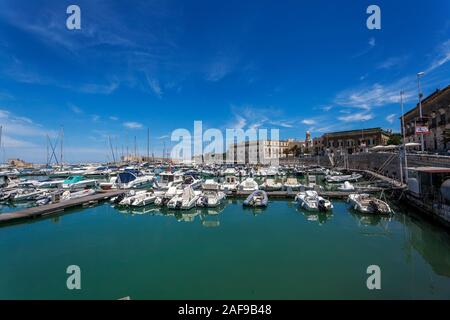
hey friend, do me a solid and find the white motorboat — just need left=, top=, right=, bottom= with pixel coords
left=239, top=178, right=259, bottom=191
left=62, top=176, right=99, bottom=190
left=61, top=189, right=96, bottom=201
left=182, top=175, right=202, bottom=190
left=154, top=186, right=182, bottom=206
left=260, top=178, right=282, bottom=191
left=13, top=189, right=48, bottom=202
left=221, top=175, right=239, bottom=192
left=131, top=191, right=158, bottom=207
left=115, top=171, right=154, bottom=189
left=197, top=180, right=226, bottom=207
left=337, top=181, right=355, bottom=191
left=167, top=186, right=200, bottom=210
left=348, top=193, right=393, bottom=215
left=223, top=168, right=237, bottom=176
left=295, top=190, right=333, bottom=212
left=118, top=190, right=147, bottom=206
left=326, top=173, right=363, bottom=183
left=157, top=172, right=183, bottom=190
left=283, top=178, right=302, bottom=191
left=38, top=179, right=65, bottom=189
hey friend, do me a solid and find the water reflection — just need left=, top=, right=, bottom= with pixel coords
left=115, top=203, right=227, bottom=227
left=295, top=205, right=333, bottom=225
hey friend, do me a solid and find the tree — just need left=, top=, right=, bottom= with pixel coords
left=387, top=133, right=402, bottom=145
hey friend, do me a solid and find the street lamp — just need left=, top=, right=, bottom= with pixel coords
left=400, top=91, right=408, bottom=183
left=417, top=71, right=425, bottom=152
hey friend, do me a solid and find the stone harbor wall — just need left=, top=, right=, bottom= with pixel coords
left=286, top=153, right=450, bottom=182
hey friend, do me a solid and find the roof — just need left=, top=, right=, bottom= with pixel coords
left=409, top=166, right=450, bottom=173
left=322, top=127, right=391, bottom=137
left=402, top=85, right=450, bottom=118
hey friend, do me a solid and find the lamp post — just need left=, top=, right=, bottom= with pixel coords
left=417, top=71, right=425, bottom=152
left=400, top=91, right=408, bottom=183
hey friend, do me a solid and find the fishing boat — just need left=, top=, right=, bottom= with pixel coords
left=260, top=178, right=282, bottom=191
left=239, top=178, right=259, bottom=191
left=62, top=176, right=99, bottom=190
left=243, top=190, right=268, bottom=207
left=295, top=190, right=333, bottom=212
left=348, top=193, right=393, bottom=215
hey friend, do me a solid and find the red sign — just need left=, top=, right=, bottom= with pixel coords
left=416, top=126, right=430, bottom=134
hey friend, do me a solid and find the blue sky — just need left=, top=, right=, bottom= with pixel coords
left=0, top=0, right=449, bottom=162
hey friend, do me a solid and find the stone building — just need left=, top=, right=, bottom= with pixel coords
left=313, top=128, right=391, bottom=155
left=226, top=139, right=291, bottom=164
left=401, top=85, right=450, bottom=154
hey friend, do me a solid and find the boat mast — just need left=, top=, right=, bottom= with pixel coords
left=60, top=126, right=64, bottom=170
left=147, top=128, right=150, bottom=161
left=108, top=136, right=116, bottom=163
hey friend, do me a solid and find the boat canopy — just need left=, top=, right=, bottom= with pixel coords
left=64, top=176, right=84, bottom=184
left=117, top=171, right=137, bottom=184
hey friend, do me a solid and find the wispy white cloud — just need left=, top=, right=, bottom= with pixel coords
left=69, top=104, right=83, bottom=114
left=377, top=56, right=409, bottom=70
left=369, top=37, right=376, bottom=48
left=386, top=114, right=397, bottom=124
left=109, top=116, right=119, bottom=121
left=426, top=39, right=450, bottom=72
left=0, top=109, right=56, bottom=137
left=338, top=112, right=374, bottom=122
left=146, top=77, right=163, bottom=98
left=302, top=119, right=316, bottom=125
left=123, top=121, right=143, bottom=129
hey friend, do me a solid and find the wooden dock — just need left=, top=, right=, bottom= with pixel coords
left=0, top=190, right=125, bottom=225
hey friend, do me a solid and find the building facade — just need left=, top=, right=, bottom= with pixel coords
left=313, top=128, right=391, bottom=155
left=225, top=139, right=291, bottom=164
left=401, top=85, right=450, bottom=154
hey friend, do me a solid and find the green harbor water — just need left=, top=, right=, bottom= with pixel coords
left=1, top=199, right=450, bottom=300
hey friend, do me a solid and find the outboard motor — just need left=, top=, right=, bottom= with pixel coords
left=200, top=196, right=208, bottom=207
left=318, top=199, right=327, bottom=212
left=368, top=201, right=379, bottom=214
left=113, top=193, right=126, bottom=204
